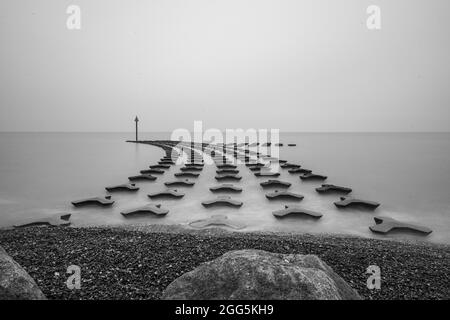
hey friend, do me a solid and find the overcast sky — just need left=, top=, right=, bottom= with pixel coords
left=0, top=0, right=449, bottom=132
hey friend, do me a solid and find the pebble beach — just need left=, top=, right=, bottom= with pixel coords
left=0, top=225, right=448, bottom=300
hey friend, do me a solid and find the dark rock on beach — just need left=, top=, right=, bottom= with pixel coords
left=0, top=226, right=448, bottom=300
left=162, top=249, right=361, bottom=300
left=0, top=245, right=46, bottom=300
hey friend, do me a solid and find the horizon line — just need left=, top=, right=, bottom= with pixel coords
left=1, top=131, right=449, bottom=134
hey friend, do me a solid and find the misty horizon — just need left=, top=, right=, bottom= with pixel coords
left=1, top=0, right=449, bottom=132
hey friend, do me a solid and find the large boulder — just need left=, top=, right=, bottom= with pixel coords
left=162, top=249, right=361, bottom=300
left=0, top=246, right=46, bottom=300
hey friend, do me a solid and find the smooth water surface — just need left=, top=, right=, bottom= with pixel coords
left=0, top=132, right=449, bottom=244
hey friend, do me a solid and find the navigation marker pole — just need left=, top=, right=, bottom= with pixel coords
left=134, top=116, right=139, bottom=141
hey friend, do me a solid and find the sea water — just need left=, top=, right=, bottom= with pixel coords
left=0, top=132, right=449, bottom=244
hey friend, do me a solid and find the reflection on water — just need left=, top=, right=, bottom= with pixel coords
left=0, top=132, right=449, bottom=244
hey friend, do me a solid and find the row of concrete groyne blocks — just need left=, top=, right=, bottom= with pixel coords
left=14, top=140, right=432, bottom=236
left=125, top=140, right=431, bottom=235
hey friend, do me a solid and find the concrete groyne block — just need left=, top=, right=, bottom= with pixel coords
left=150, top=164, right=170, bottom=169
left=334, top=197, right=380, bottom=210
left=121, top=204, right=169, bottom=216
left=209, top=184, right=243, bottom=193
left=300, top=173, right=327, bottom=181
left=140, top=169, right=165, bottom=174
left=215, top=174, right=242, bottom=181
left=288, top=168, right=312, bottom=174
left=281, top=163, right=301, bottom=169
left=272, top=206, right=322, bottom=219
left=148, top=189, right=185, bottom=199
left=217, top=164, right=238, bottom=169
left=180, top=166, right=203, bottom=172
left=105, top=183, right=139, bottom=192
left=201, top=196, right=243, bottom=208
left=316, top=184, right=352, bottom=194
left=260, top=180, right=291, bottom=188
left=128, top=174, right=157, bottom=181
left=216, top=169, right=239, bottom=174
left=14, top=213, right=72, bottom=228
left=164, top=179, right=195, bottom=187
left=159, top=160, right=175, bottom=165
left=71, top=196, right=114, bottom=207
left=254, top=171, right=280, bottom=177
left=369, top=217, right=432, bottom=235
left=175, top=172, right=200, bottom=178
left=266, top=190, right=304, bottom=201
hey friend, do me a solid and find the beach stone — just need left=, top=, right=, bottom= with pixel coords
left=0, top=246, right=46, bottom=300
left=162, top=249, right=361, bottom=300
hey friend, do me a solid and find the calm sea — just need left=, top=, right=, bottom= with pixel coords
left=0, top=132, right=449, bottom=244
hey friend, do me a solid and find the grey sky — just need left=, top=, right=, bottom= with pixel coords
left=0, top=0, right=449, bottom=132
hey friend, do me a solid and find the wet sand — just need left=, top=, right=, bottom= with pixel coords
left=0, top=225, right=448, bottom=300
